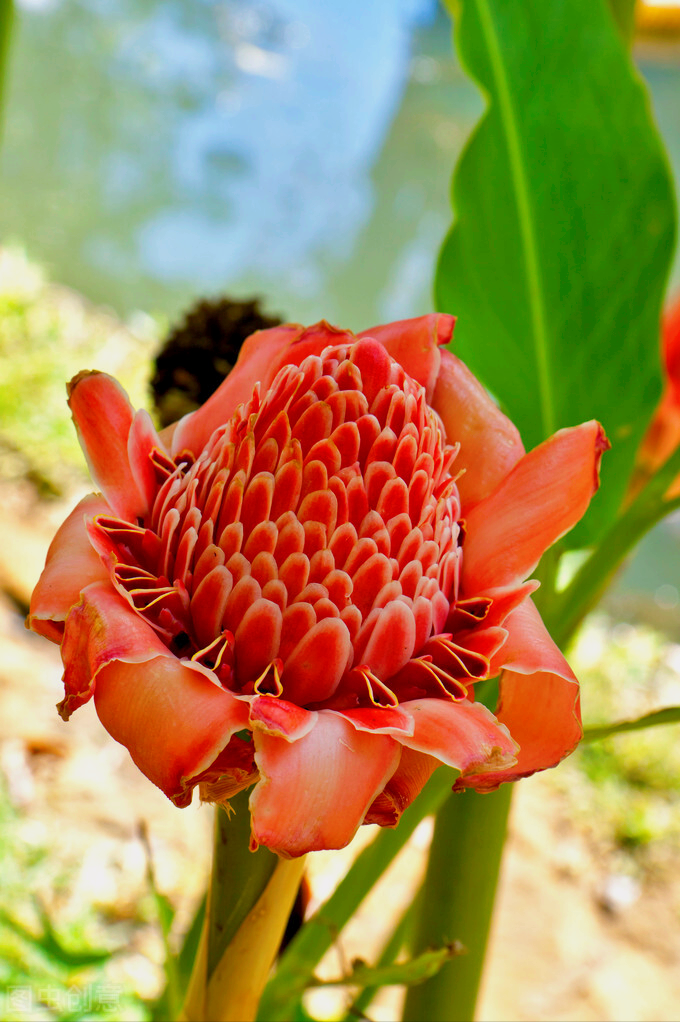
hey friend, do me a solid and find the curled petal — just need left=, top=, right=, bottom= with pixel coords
left=94, top=655, right=249, bottom=807
left=462, top=421, right=609, bottom=593
left=399, top=698, right=518, bottom=777
left=28, top=494, right=110, bottom=643
left=458, top=598, right=582, bottom=791
left=431, top=350, right=525, bottom=510
left=364, top=747, right=440, bottom=826
left=58, top=580, right=248, bottom=804
left=491, top=597, right=577, bottom=678
left=455, top=667, right=580, bottom=792
left=249, top=695, right=317, bottom=741
left=339, top=705, right=414, bottom=736
left=58, top=580, right=172, bottom=718
left=68, top=372, right=160, bottom=520
left=249, top=710, right=400, bottom=856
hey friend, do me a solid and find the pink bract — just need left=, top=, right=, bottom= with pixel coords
left=29, top=315, right=607, bottom=857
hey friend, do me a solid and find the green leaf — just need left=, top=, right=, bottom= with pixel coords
left=607, top=0, right=637, bottom=45
left=436, top=0, right=676, bottom=547
left=176, top=893, right=206, bottom=990
left=150, top=895, right=206, bottom=1022
left=309, top=943, right=463, bottom=991
left=583, top=705, right=680, bottom=742
left=139, top=821, right=184, bottom=1019
left=0, top=905, right=113, bottom=971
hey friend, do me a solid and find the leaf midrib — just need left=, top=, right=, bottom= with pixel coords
left=474, top=0, right=555, bottom=437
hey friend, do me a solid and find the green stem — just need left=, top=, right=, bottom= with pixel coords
left=583, top=704, right=680, bottom=742
left=403, top=785, right=512, bottom=1022
left=207, top=792, right=279, bottom=975
left=402, top=439, right=680, bottom=1022
left=344, top=888, right=420, bottom=1021
left=258, top=767, right=455, bottom=1022
left=181, top=794, right=304, bottom=1022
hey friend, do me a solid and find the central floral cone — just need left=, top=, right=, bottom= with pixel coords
left=29, top=316, right=608, bottom=857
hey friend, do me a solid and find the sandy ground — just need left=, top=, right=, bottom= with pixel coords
left=2, top=481, right=680, bottom=1022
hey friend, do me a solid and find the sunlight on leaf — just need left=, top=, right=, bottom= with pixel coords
left=436, top=0, right=676, bottom=547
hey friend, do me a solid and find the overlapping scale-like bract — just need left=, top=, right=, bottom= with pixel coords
left=29, top=315, right=608, bottom=856
left=88, top=338, right=471, bottom=715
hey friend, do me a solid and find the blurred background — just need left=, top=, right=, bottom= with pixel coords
left=0, top=1, right=680, bottom=1020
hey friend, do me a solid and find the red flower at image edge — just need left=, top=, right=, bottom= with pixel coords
left=29, top=316, right=608, bottom=857
left=635, top=293, right=680, bottom=498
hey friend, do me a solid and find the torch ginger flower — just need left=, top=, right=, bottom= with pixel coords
left=29, top=316, right=607, bottom=857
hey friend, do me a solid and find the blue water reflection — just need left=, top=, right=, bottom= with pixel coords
left=2, top=1, right=678, bottom=329
left=5, top=0, right=448, bottom=322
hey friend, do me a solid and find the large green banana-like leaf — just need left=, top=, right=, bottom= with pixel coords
left=436, top=0, right=676, bottom=546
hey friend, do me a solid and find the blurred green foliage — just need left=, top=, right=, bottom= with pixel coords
left=560, top=616, right=680, bottom=860
left=0, top=247, right=160, bottom=494
left=0, top=776, right=151, bottom=1021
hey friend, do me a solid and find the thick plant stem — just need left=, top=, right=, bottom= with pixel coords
left=403, top=785, right=512, bottom=1022
left=180, top=799, right=306, bottom=1022
left=258, top=768, right=455, bottom=1022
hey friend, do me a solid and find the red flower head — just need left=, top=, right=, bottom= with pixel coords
left=30, top=316, right=607, bottom=856
left=634, top=293, right=680, bottom=499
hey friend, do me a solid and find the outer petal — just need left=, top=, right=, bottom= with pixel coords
left=431, top=350, right=525, bottom=510
left=59, top=580, right=249, bottom=803
left=249, top=695, right=317, bottom=741
left=490, top=597, right=578, bottom=679
left=338, top=706, right=414, bottom=736
left=633, top=390, right=680, bottom=500
left=364, top=747, right=440, bottom=827
left=358, top=314, right=454, bottom=400
left=457, top=599, right=581, bottom=791
left=28, top=493, right=111, bottom=643
left=171, top=322, right=354, bottom=457
left=68, top=372, right=160, bottom=521
left=95, top=657, right=250, bottom=807
left=249, top=709, right=400, bottom=856
left=398, top=698, right=518, bottom=776
left=58, top=580, right=171, bottom=718
left=462, top=421, right=609, bottom=593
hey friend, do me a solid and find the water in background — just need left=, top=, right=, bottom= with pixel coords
left=1, top=0, right=470, bottom=326
left=2, top=0, right=680, bottom=617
